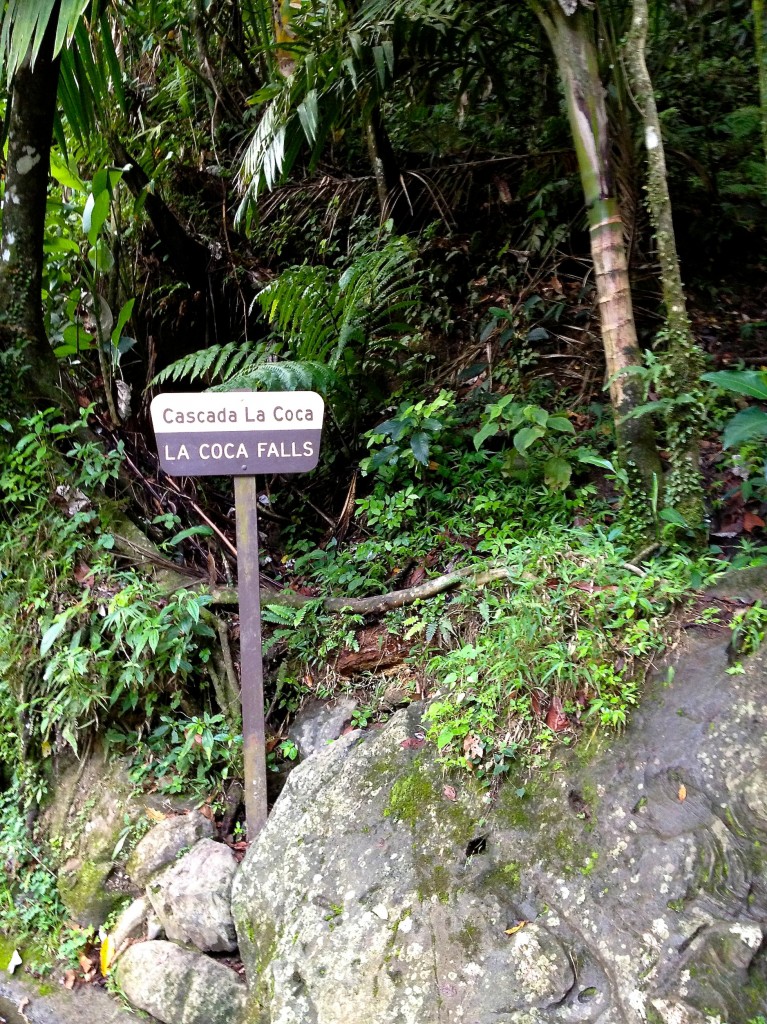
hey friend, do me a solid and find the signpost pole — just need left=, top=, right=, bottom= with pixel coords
left=233, top=475, right=268, bottom=839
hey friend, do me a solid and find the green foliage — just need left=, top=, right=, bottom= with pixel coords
left=729, top=601, right=767, bottom=658
left=472, top=395, right=582, bottom=491
left=702, top=369, right=767, bottom=448
left=422, top=534, right=720, bottom=778
left=110, top=712, right=242, bottom=796
left=361, top=390, right=456, bottom=478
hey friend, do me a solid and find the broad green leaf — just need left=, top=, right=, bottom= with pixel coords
left=410, top=431, right=430, bottom=465
left=82, top=189, right=110, bottom=244
left=40, top=616, right=69, bottom=657
left=702, top=370, right=767, bottom=400
left=50, top=150, right=85, bottom=191
left=111, top=298, right=135, bottom=347
left=513, top=426, right=545, bottom=455
left=659, top=508, right=689, bottom=527
left=547, top=416, right=575, bottom=434
left=723, top=407, right=767, bottom=449
left=543, top=457, right=572, bottom=491
left=473, top=421, right=499, bottom=449
left=88, top=240, right=114, bottom=273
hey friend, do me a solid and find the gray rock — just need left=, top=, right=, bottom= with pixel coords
left=109, top=897, right=148, bottom=960
left=146, top=838, right=238, bottom=952
left=233, top=633, right=767, bottom=1024
left=126, top=810, right=215, bottom=887
left=288, top=696, right=357, bottom=759
left=114, top=940, right=246, bottom=1024
left=0, top=969, right=143, bottom=1024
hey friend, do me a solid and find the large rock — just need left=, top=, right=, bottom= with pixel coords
left=126, top=809, right=215, bottom=887
left=232, top=634, right=767, bottom=1023
left=146, top=838, right=238, bottom=952
left=288, top=696, right=357, bottom=759
left=114, top=940, right=246, bottom=1024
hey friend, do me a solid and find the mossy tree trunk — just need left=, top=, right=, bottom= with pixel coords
left=755, top=0, right=767, bottom=164
left=626, top=0, right=705, bottom=534
left=529, top=0, right=662, bottom=532
left=0, top=16, right=64, bottom=409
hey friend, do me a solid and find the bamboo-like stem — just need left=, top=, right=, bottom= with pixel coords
left=755, top=0, right=767, bottom=164
left=531, top=1, right=662, bottom=523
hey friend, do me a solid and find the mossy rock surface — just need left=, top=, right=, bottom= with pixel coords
left=232, top=632, right=767, bottom=1024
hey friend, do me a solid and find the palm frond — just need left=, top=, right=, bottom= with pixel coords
left=0, top=0, right=90, bottom=82
left=212, top=360, right=339, bottom=394
left=150, top=341, right=268, bottom=387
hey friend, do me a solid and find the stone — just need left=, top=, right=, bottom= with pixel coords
left=146, top=838, right=238, bottom=952
left=287, top=696, right=357, bottom=759
left=114, top=940, right=246, bottom=1024
left=232, top=633, right=767, bottom=1024
left=126, top=809, right=215, bottom=887
left=108, top=897, right=148, bottom=964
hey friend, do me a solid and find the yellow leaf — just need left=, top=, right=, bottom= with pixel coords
left=145, top=808, right=166, bottom=822
left=504, top=920, right=528, bottom=935
left=100, top=935, right=113, bottom=976
left=678, top=784, right=686, bottom=801
left=41, top=741, right=52, bottom=758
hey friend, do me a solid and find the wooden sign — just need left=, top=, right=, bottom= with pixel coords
left=150, top=391, right=324, bottom=475
left=150, top=390, right=325, bottom=841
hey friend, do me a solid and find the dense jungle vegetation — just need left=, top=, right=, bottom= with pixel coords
left=2, top=0, right=767, bottom=971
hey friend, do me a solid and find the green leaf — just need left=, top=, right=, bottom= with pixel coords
left=473, top=421, right=500, bottom=450
left=543, top=457, right=572, bottom=491
left=410, top=431, right=430, bottom=465
left=547, top=416, right=575, bottom=434
left=88, top=239, right=114, bottom=273
left=659, top=508, right=689, bottom=527
left=50, top=150, right=85, bottom=190
left=111, top=298, right=135, bottom=347
left=40, top=616, right=69, bottom=657
left=702, top=370, right=767, bottom=400
left=82, top=189, right=110, bottom=245
left=513, top=426, right=545, bottom=455
left=436, top=727, right=456, bottom=750
left=723, top=407, right=767, bottom=449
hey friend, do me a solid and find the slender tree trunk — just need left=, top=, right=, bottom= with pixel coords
left=626, top=0, right=705, bottom=534
left=530, top=1, right=662, bottom=524
left=0, top=18, right=64, bottom=408
left=755, top=0, right=767, bottom=164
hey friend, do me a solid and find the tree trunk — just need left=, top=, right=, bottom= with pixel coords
left=626, top=0, right=705, bottom=534
left=0, top=18, right=64, bottom=408
left=755, top=0, right=767, bottom=165
left=530, top=1, right=662, bottom=527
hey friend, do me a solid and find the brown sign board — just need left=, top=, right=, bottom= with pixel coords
left=150, top=391, right=325, bottom=476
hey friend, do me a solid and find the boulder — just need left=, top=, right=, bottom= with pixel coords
left=146, top=838, right=238, bottom=952
left=287, top=696, right=357, bottom=759
left=126, top=809, right=215, bottom=887
left=114, top=940, right=246, bottom=1024
left=232, top=634, right=767, bottom=1024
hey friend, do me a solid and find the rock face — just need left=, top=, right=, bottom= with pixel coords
left=114, top=940, right=246, bottom=1024
left=126, top=809, right=215, bottom=887
left=146, top=838, right=239, bottom=952
left=232, top=635, right=767, bottom=1024
left=288, top=696, right=357, bottom=759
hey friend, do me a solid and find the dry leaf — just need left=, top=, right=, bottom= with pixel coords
left=78, top=952, right=92, bottom=972
left=678, top=784, right=687, bottom=802
left=463, top=733, right=483, bottom=759
left=442, top=785, right=457, bottom=801
left=546, top=697, right=569, bottom=733
left=6, top=949, right=22, bottom=974
left=505, top=920, right=528, bottom=935
left=63, top=969, right=77, bottom=990
left=400, top=736, right=426, bottom=750
left=145, top=808, right=166, bottom=822
left=744, top=511, right=765, bottom=532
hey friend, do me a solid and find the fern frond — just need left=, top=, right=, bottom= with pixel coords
left=212, top=360, right=339, bottom=395
left=150, top=341, right=265, bottom=388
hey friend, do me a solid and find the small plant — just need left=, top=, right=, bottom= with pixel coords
left=361, top=390, right=457, bottom=479
left=729, top=602, right=767, bottom=659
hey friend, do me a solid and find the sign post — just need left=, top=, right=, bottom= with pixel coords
left=150, top=391, right=324, bottom=839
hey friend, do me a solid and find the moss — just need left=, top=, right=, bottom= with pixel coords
left=481, top=862, right=522, bottom=891
left=495, top=784, right=535, bottom=830
left=455, top=920, right=481, bottom=957
left=385, top=769, right=435, bottom=829
left=57, top=859, right=120, bottom=927
left=416, top=862, right=451, bottom=903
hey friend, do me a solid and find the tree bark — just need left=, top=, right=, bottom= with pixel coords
left=626, top=0, right=705, bottom=534
left=530, top=1, right=662, bottom=527
left=0, top=17, right=64, bottom=408
left=755, top=0, right=767, bottom=165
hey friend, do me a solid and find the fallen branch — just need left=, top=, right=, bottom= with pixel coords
left=204, top=565, right=513, bottom=615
